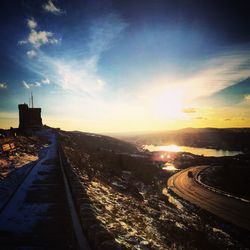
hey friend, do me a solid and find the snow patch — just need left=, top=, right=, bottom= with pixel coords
left=212, top=227, right=230, bottom=238
left=162, top=188, right=184, bottom=210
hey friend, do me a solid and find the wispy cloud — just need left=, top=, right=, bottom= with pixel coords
left=181, top=52, right=250, bottom=101
left=23, top=80, right=40, bottom=89
left=89, top=13, right=128, bottom=57
left=245, top=94, right=250, bottom=103
left=27, top=49, right=37, bottom=58
left=18, top=40, right=27, bottom=45
left=43, top=0, right=64, bottom=15
left=105, top=49, right=250, bottom=126
left=19, top=8, right=127, bottom=96
left=139, top=50, right=250, bottom=111
left=41, top=78, right=50, bottom=84
left=182, top=107, right=196, bottom=113
left=0, top=82, right=7, bottom=89
left=195, top=116, right=207, bottom=120
left=55, top=60, right=105, bottom=96
left=47, top=12, right=128, bottom=96
left=22, top=78, right=50, bottom=89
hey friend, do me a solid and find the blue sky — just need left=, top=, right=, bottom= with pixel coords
left=0, top=0, right=250, bottom=132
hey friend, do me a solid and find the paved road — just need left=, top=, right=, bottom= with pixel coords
left=168, top=166, right=250, bottom=231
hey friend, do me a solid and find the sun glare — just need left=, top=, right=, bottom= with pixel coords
left=159, top=144, right=181, bottom=152
left=155, top=88, right=184, bottom=119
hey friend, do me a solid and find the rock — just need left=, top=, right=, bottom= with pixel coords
left=127, top=236, right=140, bottom=245
left=95, top=203, right=105, bottom=211
left=128, top=185, right=144, bottom=201
left=140, top=240, right=149, bottom=246
left=148, top=198, right=160, bottom=210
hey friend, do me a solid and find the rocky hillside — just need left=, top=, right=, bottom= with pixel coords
left=59, top=130, right=249, bottom=250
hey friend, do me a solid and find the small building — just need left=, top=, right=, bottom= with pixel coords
left=18, top=94, right=42, bottom=129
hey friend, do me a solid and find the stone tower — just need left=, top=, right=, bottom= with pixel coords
left=18, top=103, right=42, bottom=129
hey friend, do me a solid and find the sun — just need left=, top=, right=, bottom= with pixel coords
left=155, top=88, right=184, bottom=119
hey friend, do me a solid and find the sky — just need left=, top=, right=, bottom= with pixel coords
left=0, top=0, right=250, bottom=133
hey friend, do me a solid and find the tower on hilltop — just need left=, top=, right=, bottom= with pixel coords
left=18, top=92, right=42, bottom=129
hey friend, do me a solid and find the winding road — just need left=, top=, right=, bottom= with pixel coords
left=168, top=166, right=250, bottom=231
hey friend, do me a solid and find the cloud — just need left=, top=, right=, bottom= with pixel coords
left=23, top=81, right=40, bottom=89
left=28, top=30, right=56, bottom=48
left=43, top=0, right=64, bottom=15
left=18, top=40, right=27, bottom=45
left=27, top=18, right=37, bottom=29
left=41, top=78, right=50, bottom=84
left=43, top=13, right=128, bottom=96
left=181, top=52, right=250, bottom=102
left=89, top=13, right=128, bottom=57
left=195, top=116, right=207, bottom=120
left=20, top=10, right=127, bottom=97
left=23, top=81, right=30, bottom=89
left=96, top=79, right=105, bottom=88
left=27, top=49, right=37, bottom=58
left=223, top=116, right=247, bottom=121
left=182, top=107, right=196, bottom=113
left=245, top=94, right=250, bottom=103
left=19, top=18, right=59, bottom=54
left=129, top=50, right=250, bottom=118
left=0, top=82, right=7, bottom=89
left=22, top=78, right=50, bottom=89
left=55, top=59, right=105, bottom=96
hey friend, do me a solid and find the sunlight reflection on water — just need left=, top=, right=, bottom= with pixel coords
left=162, top=163, right=178, bottom=171
left=144, top=144, right=242, bottom=157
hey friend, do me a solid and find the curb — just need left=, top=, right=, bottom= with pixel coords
left=194, top=166, right=250, bottom=204
left=58, top=144, right=122, bottom=250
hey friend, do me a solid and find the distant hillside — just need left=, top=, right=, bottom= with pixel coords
left=119, top=128, right=250, bottom=152
left=63, top=131, right=138, bottom=154
left=59, top=130, right=158, bottom=184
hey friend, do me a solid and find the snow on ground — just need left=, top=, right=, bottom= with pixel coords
left=162, top=188, right=184, bottom=210
left=60, top=130, right=250, bottom=249
left=0, top=133, right=55, bottom=231
left=0, top=136, right=49, bottom=211
left=0, top=153, right=38, bottom=178
left=0, top=161, right=35, bottom=211
left=77, top=172, right=240, bottom=249
left=0, top=132, right=75, bottom=249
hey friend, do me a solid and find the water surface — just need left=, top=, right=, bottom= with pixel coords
left=144, top=144, right=242, bottom=157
